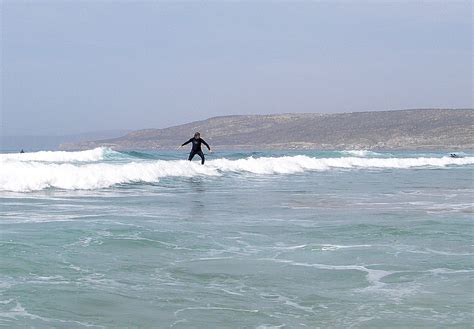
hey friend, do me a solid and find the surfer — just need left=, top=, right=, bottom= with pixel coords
left=450, top=153, right=459, bottom=158
left=178, top=132, right=212, bottom=164
left=20, top=149, right=25, bottom=154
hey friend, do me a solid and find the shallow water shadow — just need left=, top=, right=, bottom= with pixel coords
left=186, top=178, right=207, bottom=219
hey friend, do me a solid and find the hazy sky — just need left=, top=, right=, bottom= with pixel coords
left=2, top=1, right=472, bottom=135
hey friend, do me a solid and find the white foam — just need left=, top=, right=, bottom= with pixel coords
left=208, top=155, right=474, bottom=173
left=256, top=325, right=286, bottom=329
left=316, top=244, right=372, bottom=251
left=174, top=306, right=259, bottom=317
left=0, top=300, right=14, bottom=305
left=1, top=155, right=473, bottom=192
left=0, top=147, right=109, bottom=163
left=429, top=268, right=474, bottom=275
left=265, top=258, right=393, bottom=290
left=341, top=150, right=382, bottom=157
left=0, top=160, right=219, bottom=192
left=265, top=259, right=427, bottom=301
left=0, top=302, right=104, bottom=327
left=423, top=248, right=472, bottom=256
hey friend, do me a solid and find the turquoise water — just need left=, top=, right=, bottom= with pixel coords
left=1, top=149, right=473, bottom=328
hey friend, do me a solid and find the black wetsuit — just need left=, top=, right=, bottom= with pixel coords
left=182, top=138, right=210, bottom=164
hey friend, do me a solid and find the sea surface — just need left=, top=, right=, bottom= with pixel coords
left=1, top=148, right=473, bottom=328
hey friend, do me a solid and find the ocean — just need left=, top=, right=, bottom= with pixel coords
left=1, top=148, right=473, bottom=328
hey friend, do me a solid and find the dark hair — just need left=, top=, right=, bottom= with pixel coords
left=194, top=132, right=200, bottom=138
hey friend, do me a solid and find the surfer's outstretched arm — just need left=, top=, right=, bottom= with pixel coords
left=201, top=139, right=211, bottom=151
left=180, top=139, right=193, bottom=147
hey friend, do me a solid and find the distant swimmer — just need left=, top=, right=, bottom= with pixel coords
left=20, top=149, right=25, bottom=154
left=450, top=153, right=460, bottom=158
left=178, top=132, right=212, bottom=165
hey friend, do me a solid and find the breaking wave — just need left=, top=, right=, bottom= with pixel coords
left=0, top=160, right=216, bottom=192
left=1, top=149, right=473, bottom=192
left=0, top=147, right=111, bottom=163
left=340, top=150, right=383, bottom=157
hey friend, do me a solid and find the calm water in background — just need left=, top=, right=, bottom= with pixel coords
left=1, top=149, right=473, bottom=328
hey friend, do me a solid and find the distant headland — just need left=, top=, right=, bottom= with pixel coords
left=60, top=109, right=473, bottom=151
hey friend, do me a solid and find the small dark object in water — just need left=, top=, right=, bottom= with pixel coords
left=450, top=153, right=460, bottom=158
left=20, top=149, right=25, bottom=154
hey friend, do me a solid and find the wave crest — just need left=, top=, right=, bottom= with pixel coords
left=340, top=150, right=382, bottom=157
left=1, top=154, right=473, bottom=192
left=0, top=147, right=111, bottom=163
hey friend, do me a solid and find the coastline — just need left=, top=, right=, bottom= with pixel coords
left=59, top=109, right=474, bottom=151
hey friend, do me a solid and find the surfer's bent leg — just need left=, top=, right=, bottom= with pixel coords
left=188, top=151, right=196, bottom=161
left=197, top=151, right=205, bottom=165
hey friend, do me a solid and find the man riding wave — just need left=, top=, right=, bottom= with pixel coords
left=178, top=132, right=212, bottom=165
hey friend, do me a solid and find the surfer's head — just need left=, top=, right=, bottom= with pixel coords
left=194, top=132, right=200, bottom=139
